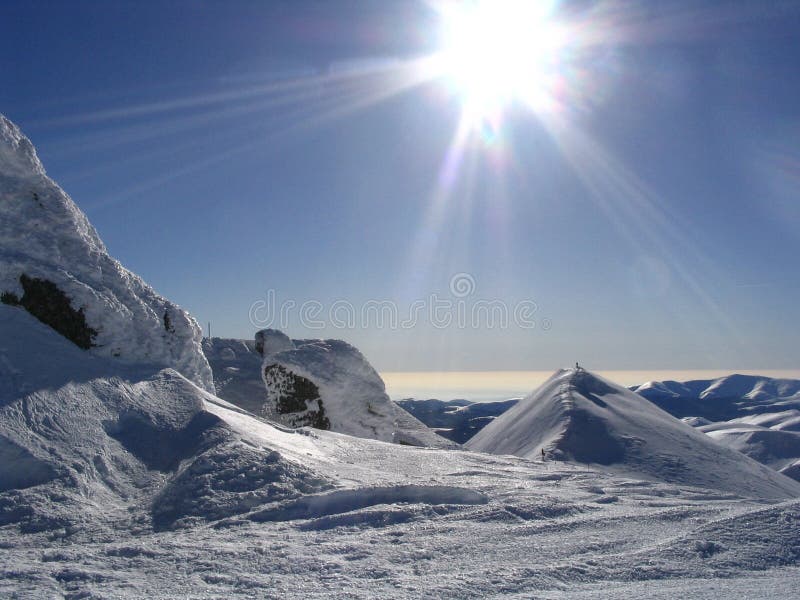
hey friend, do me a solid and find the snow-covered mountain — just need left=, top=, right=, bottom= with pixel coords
left=0, top=115, right=212, bottom=392
left=5, top=314, right=800, bottom=597
left=633, top=374, right=800, bottom=421
left=467, top=368, right=800, bottom=499
left=204, top=331, right=456, bottom=448
left=634, top=375, right=800, bottom=481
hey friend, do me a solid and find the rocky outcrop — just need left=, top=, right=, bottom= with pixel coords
left=0, top=115, right=213, bottom=392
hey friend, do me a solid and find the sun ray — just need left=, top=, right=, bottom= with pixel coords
left=539, top=113, right=747, bottom=354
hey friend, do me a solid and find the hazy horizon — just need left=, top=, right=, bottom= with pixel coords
left=382, top=369, right=800, bottom=402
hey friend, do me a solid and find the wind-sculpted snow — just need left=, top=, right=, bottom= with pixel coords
left=6, top=259, right=800, bottom=596
left=261, top=334, right=459, bottom=448
left=205, top=333, right=457, bottom=448
left=0, top=115, right=213, bottom=392
left=248, top=485, right=488, bottom=523
left=153, top=442, right=334, bottom=530
left=0, top=305, right=334, bottom=536
left=467, top=368, right=800, bottom=499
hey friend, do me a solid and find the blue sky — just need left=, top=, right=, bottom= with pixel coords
left=3, top=0, right=800, bottom=372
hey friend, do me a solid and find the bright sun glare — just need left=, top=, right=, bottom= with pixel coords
left=437, top=0, right=566, bottom=123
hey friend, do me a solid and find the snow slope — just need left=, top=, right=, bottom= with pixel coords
left=467, top=368, right=800, bottom=499
left=0, top=115, right=212, bottom=392
left=635, top=375, right=800, bottom=482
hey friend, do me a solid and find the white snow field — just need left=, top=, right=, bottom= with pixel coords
left=205, top=332, right=456, bottom=448
left=3, top=115, right=800, bottom=598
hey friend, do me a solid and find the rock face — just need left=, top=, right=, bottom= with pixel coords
left=467, top=368, right=800, bottom=500
left=257, top=332, right=457, bottom=448
left=0, top=115, right=212, bottom=392
left=263, top=364, right=331, bottom=429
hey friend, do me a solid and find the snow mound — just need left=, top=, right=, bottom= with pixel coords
left=467, top=368, right=800, bottom=499
left=260, top=333, right=457, bottom=448
left=248, top=485, right=488, bottom=524
left=0, top=115, right=212, bottom=392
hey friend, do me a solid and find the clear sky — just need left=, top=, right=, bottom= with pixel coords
left=3, top=0, right=800, bottom=373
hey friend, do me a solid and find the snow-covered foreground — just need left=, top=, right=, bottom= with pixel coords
left=4, top=423, right=800, bottom=598
left=1, top=307, right=799, bottom=597
left=1, top=306, right=799, bottom=598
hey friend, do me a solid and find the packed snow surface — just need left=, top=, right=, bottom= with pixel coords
left=467, top=368, right=800, bottom=499
left=0, top=115, right=212, bottom=392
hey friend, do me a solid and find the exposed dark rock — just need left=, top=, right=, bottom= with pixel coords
left=163, top=310, right=175, bottom=334
left=2, top=274, right=97, bottom=350
left=263, top=364, right=330, bottom=430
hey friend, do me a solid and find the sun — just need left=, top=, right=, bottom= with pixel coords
left=435, top=0, right=566, bottom=123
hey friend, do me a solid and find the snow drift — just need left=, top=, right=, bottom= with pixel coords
left=0, top=115, right=212, bottom=392
left=467, top=368, right=800, bottom=499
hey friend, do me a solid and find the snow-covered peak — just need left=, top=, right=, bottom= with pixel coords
left=0, top=114, right=213, bottom=392
left=0, top=115, right=45, bottom=178
left=467, top=368, right=800, bottom=499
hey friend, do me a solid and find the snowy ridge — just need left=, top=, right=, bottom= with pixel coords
left=634, top=374, right=800, bottom=412
left=0, top=115, right=212, bottom=391
left=467, top=368, right=800, bottom=499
